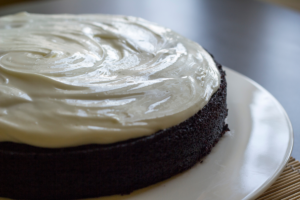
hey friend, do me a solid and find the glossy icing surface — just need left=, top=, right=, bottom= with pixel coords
left=0, top=12, right=220, bottom=147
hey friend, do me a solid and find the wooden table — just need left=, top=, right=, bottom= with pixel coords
left=0, top=0, right=299, bottom=160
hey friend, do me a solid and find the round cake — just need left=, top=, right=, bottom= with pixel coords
left=0, top=12, right=229, bottom=200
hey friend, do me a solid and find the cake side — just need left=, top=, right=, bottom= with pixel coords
left=0, top=63, right=228, bottom=200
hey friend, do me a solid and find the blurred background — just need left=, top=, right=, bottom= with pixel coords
left=0, top=0, right=38, bottom=8
left=1, top=0, right=300, bottom=12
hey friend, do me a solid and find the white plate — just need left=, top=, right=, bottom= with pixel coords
left=0, top=68, right=293, bottom=200
left=89, top=67, right=293, bottom=200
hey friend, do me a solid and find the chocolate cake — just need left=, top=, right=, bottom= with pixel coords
left=0, top=13, right=229, bottom=200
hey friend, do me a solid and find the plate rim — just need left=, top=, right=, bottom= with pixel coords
left=224, top=66, right=294, bottom=199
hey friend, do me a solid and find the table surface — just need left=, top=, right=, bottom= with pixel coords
left=0, top=0, right=299, bottom=160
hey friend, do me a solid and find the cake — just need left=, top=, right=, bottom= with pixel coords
left=0, top=12, right=229, bottom=200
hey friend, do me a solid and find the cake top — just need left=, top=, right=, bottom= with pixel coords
left=0, top=12, right=220, bottom=148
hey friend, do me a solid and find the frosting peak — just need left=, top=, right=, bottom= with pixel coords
left=0, top=13, right=220, bottom=147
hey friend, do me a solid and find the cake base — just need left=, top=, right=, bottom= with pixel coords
left=0, top=63, right=228, bottom=200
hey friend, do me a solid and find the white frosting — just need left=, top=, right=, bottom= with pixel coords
left=0, top=12, right=220, bottom=148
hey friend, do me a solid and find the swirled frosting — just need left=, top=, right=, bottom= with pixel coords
left=0, top=12, right=220, bottom=148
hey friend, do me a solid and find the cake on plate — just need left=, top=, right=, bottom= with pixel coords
left=0, top=12, right=229, bottom=200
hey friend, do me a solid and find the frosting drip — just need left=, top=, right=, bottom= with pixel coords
left=0, top=12, right=220, bottom=147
